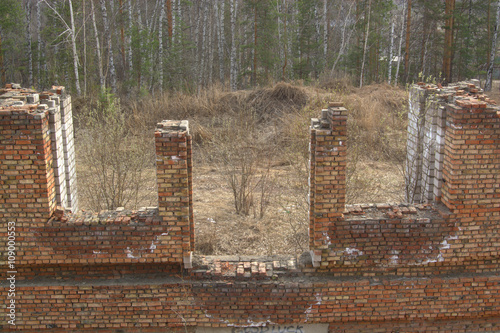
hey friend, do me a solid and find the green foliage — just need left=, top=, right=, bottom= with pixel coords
left=292, top=0, right=322, bottom=81
left=241, top=0, right=280, bottom=85
left=0, top=0, right=25, bottom=82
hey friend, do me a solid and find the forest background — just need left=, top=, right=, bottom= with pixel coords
left=1, top=0, right=499, bottom=94
left=1, top=0, right=499, bottom=255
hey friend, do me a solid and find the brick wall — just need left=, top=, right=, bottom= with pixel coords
left=309, top=103, right=347, bottom=258
left=155, top=120, right=194, bottom=266
left=1, top=83, right=500, bottom=332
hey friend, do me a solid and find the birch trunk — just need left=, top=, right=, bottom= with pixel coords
left=485, top=1, right=500, bottom=91
left=388, top=21, right=394, bottom=84
left=91, top=0, right=105, bottom=92
left=282, top=0, right=288, bottom=80
left=69, top=0, right=81, bottom=95
left=119, top=0, right=126, bottom=70
left=404, top=0, right=411, bottom=82
left=158, top=0, right=165, bottom=89
left=217, top=1, right=225, bottom=83
left=37, top=0, right=42, bottom=87
left=359, top=0, right=372, bottom=88
left=127, top=0, right=132, bottom=72
left=323, top=0, right=328, bottom=63
left=395, top=2, right=405, bottom=86
left=199, top=0, right=208, bottom=89
left=83, top=0, right=87, bottom=96
left=208, top=7, right=214, bottom=85
left=230, top=0, right=238, bottom=91
left=330, top=2, right=355, bottom=76
left=25, top=2, right=33, bottom=88
left=100, top=0, right=116, bottom=93
left=175, top=0, right=181, bottom=44
left=137, top=4, right=143, bottom=87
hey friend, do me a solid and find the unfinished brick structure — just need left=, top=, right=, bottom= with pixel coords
left=1, top=82, right=499, bottom=332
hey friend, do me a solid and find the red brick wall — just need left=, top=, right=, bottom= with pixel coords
left=0, top=106, right=56, bottom=224
left=155, top=120, right=193, bottom=264
left=1, top=273, right=499, bottom=331
left=309, top=103, right=347, bottom=250
left=1, top=85, right=500, bottom=332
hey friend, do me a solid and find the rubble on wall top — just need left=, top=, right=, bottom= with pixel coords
left=0, top=83, right=66, bottom=114
left=50, top=205, right=160, bottom=225
left=414, top=80, right=498, bottom=106
left=343, top=202, right=450, bottom=220
left=156, top=119, right=189, bottom=134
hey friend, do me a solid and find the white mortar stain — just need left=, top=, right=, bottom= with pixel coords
left=125, top=247, right=141, bottom=259
left=322, top=232, right=331, bottom=246
left=304, top=293, right=323, bottom=322
left=344, top=248, right=363, bottom=256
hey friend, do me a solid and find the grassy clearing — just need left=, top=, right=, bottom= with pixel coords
left=74, top=80, right=409, bottom=256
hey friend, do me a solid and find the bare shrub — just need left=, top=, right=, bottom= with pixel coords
left=208, top=111, right=278, bottom=218
left=76, top=91, right=156, bottom=211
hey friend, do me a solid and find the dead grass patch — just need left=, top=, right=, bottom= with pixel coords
left=75, top=80, right=409, bottom=255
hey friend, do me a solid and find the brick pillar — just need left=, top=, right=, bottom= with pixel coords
left=155, top=120, right=193, bottom=265
left=309, top=103, right=347, bottom=250
left=441, top=97, right=500, bottom=257
left=442, top=98, right=500, bottom=214
left=0, top=101, right=56, bottom=225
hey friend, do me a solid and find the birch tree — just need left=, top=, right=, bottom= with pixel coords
left=127, top=0, right=132, bottom=72
left=230, top=0, right=238, bottom=90
left=216, top=0, right=226, bottom=83
left=323, top=0, right=328, bottom=62
left=158, top=0, right=165, bottom=89
left=100, top=0, right=116, bottom=93
left=330, top=1, right=356, bottom=76
left=485, top=0, right=500, bottom=91
left=404, top=0, right=411, bottom=82
left=360, top=0, right=372, bottom=88
left=91, top=0, right=104, bottom=92
left=395, top=1, right=405, bottom=85
left=42, top=0, right=81, bottom=95
left=388, top=20, right=394, bottom=84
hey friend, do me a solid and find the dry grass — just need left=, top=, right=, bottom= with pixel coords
left=75, top=79, right=409, bottom=255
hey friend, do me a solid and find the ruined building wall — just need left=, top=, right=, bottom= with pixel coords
left=0, top=83, right=499, bottom=332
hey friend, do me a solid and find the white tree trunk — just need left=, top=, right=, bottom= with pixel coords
left=25, top=2, right=33, bottom=88
left=158, top=0, right=165, bottom=89
left=100, top=0, right=116, bottom=93
left=69, top=0, right=81, bottom=95
left=199, top=0, right=209, bottom=89
left=330, top=2, right=355, bottom=76
left=36, top=0, right=42, bottom=87
left=91, top=0, right=105, bottom=92
left=230, top=0, right=238, bottom=91
left=127, top=0, right=133, bottom=72
left=216, top=1, right=225, bottom=83
left=388, top=21, right=394, bottom=84
left=175, top=0, right=181, bottom=44
left=208, top=5, right=214, bottom=85
left=395, top=2, right=405, bottom=86
left=486, top=1, right=500, bottom=91
left=137, top=4, right=144, bottom=87
left=359, top=0, right=372, bottom=88
left=323, top=0, right=328, bottom=63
